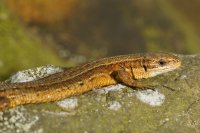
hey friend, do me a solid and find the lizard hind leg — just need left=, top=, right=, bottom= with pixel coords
left=0, top=96, right=10, bottom=111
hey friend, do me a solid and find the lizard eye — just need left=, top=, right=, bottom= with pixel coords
left=158, top=59, right=166, bottom=66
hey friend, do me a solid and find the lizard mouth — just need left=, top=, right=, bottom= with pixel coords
left=149, top=61, right=181, bottom=77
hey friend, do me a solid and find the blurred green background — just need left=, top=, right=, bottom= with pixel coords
left=0, top=0, right=200, bottom=80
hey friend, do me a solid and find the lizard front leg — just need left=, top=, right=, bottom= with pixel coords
left=111, top=69, right=155, bottom=90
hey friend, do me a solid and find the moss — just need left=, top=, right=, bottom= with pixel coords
left=158, top=0, right=200, bottom=54
left=0, top=1, right=66, bottom=80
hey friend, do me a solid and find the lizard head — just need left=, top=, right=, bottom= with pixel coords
left=142, top=53, right=181, bottom=78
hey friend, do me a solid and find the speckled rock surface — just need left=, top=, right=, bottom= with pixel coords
left=0, top=54, right=200, bottom=133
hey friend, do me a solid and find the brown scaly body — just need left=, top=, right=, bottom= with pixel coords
left=0, top=53, right=181, bottom=111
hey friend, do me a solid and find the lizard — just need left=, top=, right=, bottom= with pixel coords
left=0, top=53, right=181, bottom=111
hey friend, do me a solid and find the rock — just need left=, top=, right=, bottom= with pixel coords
left=0, top=54, right=200, bottom=133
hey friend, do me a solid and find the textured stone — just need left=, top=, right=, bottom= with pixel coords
left=0, top=54, right=200, bottom=133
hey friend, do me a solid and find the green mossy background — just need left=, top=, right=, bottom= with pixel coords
left=1, top=0, right=200, bottom=80
left=0, top=1, right=66, bottom=80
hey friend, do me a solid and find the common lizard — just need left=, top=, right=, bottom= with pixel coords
left=0, top=53, right=181, bottom=111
